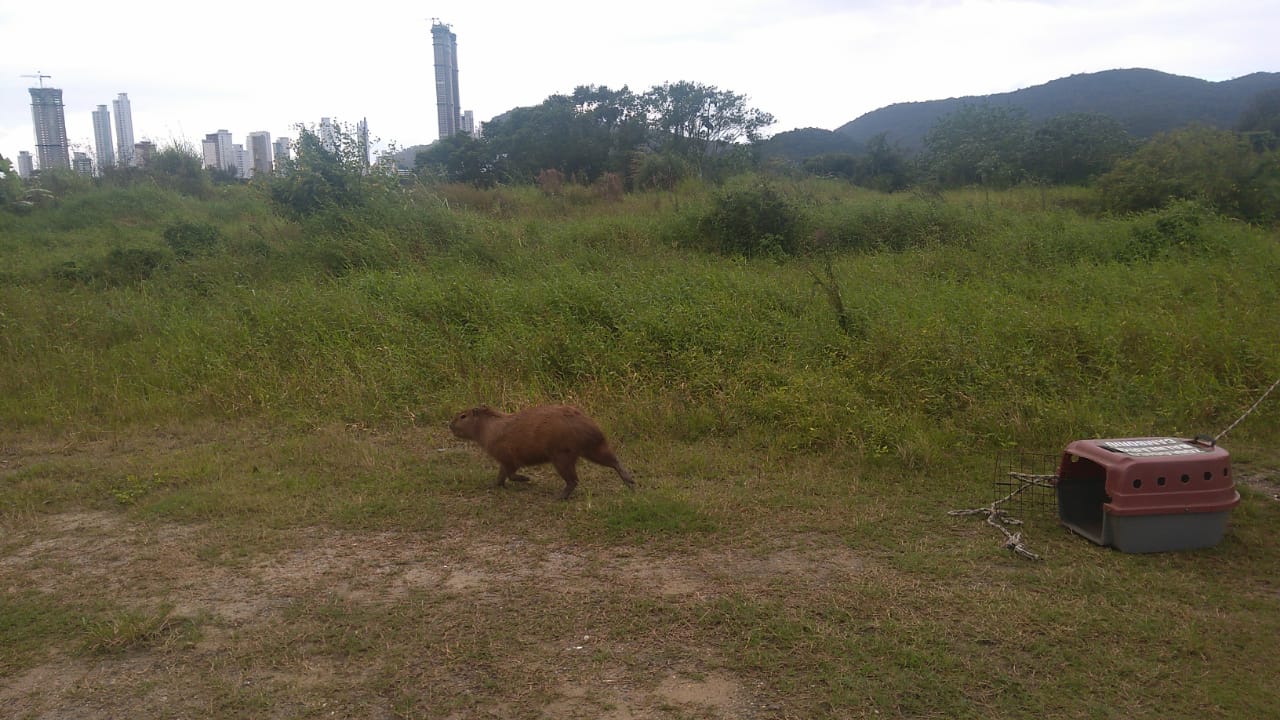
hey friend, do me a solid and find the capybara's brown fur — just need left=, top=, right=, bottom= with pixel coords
left=449, top=404, right=635, bottom=500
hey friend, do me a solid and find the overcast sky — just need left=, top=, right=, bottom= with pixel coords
left=2, top=0, right=1277, bottom=168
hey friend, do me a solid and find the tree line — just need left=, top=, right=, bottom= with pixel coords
left=4, top=84, right=1278, bottom=225
left=414, top=81, right=773, bottom=189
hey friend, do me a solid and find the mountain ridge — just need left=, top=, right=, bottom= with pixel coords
left=828, top=68, right=1280, bottom=152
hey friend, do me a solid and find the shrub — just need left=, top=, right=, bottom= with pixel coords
left=1122, top=200, right=1219, bottom=261
left=163, top=221, right=222, bottom=259
left=697, top=179, right=804, bottom=256
left=810, top=197, right=982, bottom=252
left=1097, top=125, right=1280, bottom=223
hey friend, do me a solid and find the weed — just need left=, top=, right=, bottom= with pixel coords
left=80, top=604, right=201, bottom=655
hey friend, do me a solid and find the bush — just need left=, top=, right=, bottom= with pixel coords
left=810, top=197, right=982, bottom=252
left=1097, top=125, right=1280, bottom=223
left=697, top=179, right=804, bottom=256
left=1122, top=200, right=1219, bottom=261
left=163, top=221, right=222, bottom=259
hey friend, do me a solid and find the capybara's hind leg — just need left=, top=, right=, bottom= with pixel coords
left=552, top=454, right=580, bottom=500
left=586, top=445, right=636, bottom=491
left=495, top=463, right=517, bottom=488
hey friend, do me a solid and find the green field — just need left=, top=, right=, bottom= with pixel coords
left=2, top=176, right=1278, bottom=718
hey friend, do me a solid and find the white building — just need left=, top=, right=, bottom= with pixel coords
left=319, top=117, right=336, bottom=152
left=92, top=105, right=115, bottom=174
left=233, top=144, right=248, bottom=180
left=202, top=129, right=236, bottom=174
left=72, top=151, right=93, bottom=176
left=272, top=136, right=291, bottom=167
left=17, top=151, right=34, bottom=179
left=112, top=93, right=135, bottom=167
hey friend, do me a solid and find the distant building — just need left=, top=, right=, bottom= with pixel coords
left=319, top=117, right=336, bottom=152
left=72, top=151, right=93, bottom=176
left=17, top=151, right=34, bottom=179
left=113, top=93, right=135, bottom=167
left=202, top=129, right=235, bottom=173
left=92, top=105, right=115, bottom=174
left=272, top=136, right=292, bottom=167
left=133, top=140, right=156, bottom=167
left=431, top=19, right=465, bottom=139
left=356, top=118, right=370, bottom=169
left=233, top=144, right=248, bottom=180
left=29, top=87, right=71, bottom=171
left=247, top=131, right=272, bottom=177
left=462, top=110, right=475, bottom=137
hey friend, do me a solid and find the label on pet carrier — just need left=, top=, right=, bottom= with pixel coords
left=1099, top=438, right=1210, bottom=457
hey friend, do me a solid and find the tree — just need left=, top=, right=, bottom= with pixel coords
left=268, top=122, right=397, bottom=218
left=0, top=153, right=23, bottom=207
left=924, top=104, right=1031, bottom=187
left=1024, top=113, right=1134, bottom=185
left=1096, top=125, right=1279, bottom=222
left=642, top=81, right=775, bottom=166
left=1237, top=88, right=1280, bottom=150
left=415, top=133, right=498, bottom=187
left=147, top=143, right=214, bottom=198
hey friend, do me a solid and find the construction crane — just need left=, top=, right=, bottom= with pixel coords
left=21, top=71, right=51, bottom=88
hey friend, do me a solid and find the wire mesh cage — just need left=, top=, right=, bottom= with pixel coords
left=993, top=450, right=1058, bottom=519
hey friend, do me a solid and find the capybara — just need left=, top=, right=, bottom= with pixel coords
left=449, top=404, right=635, bottom=500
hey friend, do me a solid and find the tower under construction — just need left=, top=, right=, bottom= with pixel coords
left=432, top=19, right=463, bottom=139
left=29, top=86, right=70, bottom=171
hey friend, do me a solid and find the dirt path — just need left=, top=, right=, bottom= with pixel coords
left=1, top=511, right=866, bottom=719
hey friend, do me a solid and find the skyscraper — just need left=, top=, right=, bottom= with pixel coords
left=17, top=151, right=34, bottom=179
left=319, top=117, right=336, bottom=152
left=72, top=151, right=93, bottom=176
left=247, top=131, right=272, bottom=177
left=201, top=129, right=235, bottom=173
left=273, top=137, right=292, bottom=167
left=432, top=19, right=462, bottom=139
left=29, top=87, right=70, bottom=171
left=113, top=93, right=135, bottom=167
left=92, top=105, right=115, bottom=173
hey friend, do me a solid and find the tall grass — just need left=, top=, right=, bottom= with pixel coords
left=1, top=180, right=1277, bottom=460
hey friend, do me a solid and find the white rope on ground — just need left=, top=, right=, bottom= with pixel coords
left=949, top=472, right=1056, bottom=561
left=1215, top=375, right=1280, bottom=443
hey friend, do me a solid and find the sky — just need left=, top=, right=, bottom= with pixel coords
left=2, top=0, right=1277, bottom=168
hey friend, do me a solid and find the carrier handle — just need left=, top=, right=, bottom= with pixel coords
left=1190, top=434, right=1216, bottom=448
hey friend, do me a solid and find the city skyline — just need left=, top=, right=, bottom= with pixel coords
left=2, top=1, right=1277, bottom=168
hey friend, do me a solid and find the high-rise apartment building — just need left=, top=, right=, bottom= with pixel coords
left=92, top=105, right=115, bottom=173
left=72, top=151, right=93, bottom=176
left=319, top=117, right=336, bottom=152
left=202, top=129, right=236, bottom=173
left=29, top=87, right=71, bottom=171
left=233, top=144, right=248, bottom=180
left=356, top=118, right=370, bottom=169
left=17, top=151, right=34, bottom=179
left=247, top=131, right=272, bottom=177
left=273, top=137, right=292, bottom=167
left=133, top=140, right=156, bottom=167
left=432, top=20, right=463, bottom=139
left=113, top=93, right=135, bottom=167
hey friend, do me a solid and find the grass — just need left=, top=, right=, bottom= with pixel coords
left=1, top=176, right=1278, bottom=718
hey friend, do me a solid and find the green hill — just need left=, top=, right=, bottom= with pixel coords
left=833, top=68, right=1280, bottom=151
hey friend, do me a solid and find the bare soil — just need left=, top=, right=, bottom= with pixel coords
left=1, top=510, right=865, bottom=719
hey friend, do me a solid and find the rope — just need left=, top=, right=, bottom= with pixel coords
left=949, top=472, right=1055, bottom=561
left=1215, top=375, right=1280, bottom=443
